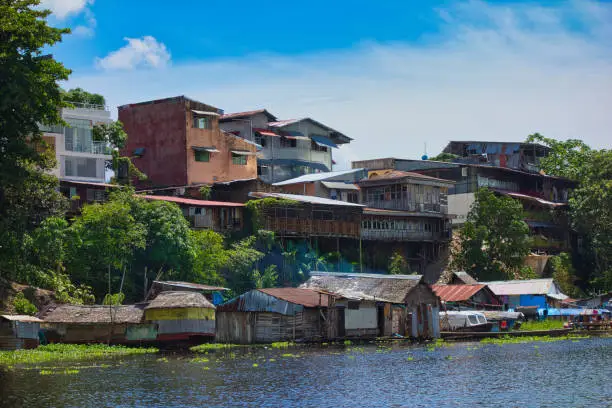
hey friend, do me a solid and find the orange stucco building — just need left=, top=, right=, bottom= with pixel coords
left=119, top=96, right=258, bottom=188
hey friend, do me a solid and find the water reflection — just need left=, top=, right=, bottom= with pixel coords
left=1, top=338, right=611, bottom=407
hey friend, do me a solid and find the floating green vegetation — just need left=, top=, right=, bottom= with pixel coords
left=480, top=335, right=588, bottom=345
left=519, top=320, right=565, bottom=331
left=406, top=356, right=414, bottom=361
left=190, top=357, right=210, bottom=364
left=190, top=343, right=246, bottom=352
left=343, top=340, right=352, bottom=346
left=39, top=368, right=79, bottom=375
left=281, top=353, right=296, bottom=358
left=156, top=357, right=169, bottom=363
left=270, top=341, right=295, bottom=349
left=252, top=363, right=259, bottom=367
left=0, top=344, right=158, bottom=367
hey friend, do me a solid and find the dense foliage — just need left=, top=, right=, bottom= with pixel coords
left=453, top=188, right=532, bottom=281
left=528, top=134, right=612, bottom=292
left=61, top=87, right=105, bottom=106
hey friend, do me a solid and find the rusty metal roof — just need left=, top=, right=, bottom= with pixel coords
left=430, top=284, right=487, bottom=302
left=359, top=170, right=453, bottom=184
left=139, top=195, right=245, bottom=207
left=258, top=288, right=331, bottom=307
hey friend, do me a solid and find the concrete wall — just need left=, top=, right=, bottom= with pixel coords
left=120, top=99, right=189, bottom=187
left=447, top=192, right=475, bottom=225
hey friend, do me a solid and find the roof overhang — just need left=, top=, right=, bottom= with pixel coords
left=231, top=150, right=257, bottom=156
left=192, top=146, right=220, bottom=153
left=192, top=109, right=220, bottom=117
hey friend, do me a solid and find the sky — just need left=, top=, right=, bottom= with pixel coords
left=42, top=0, right=612, bottom=169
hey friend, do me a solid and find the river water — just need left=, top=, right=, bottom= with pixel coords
left=1, top=337, right=610, bottom=408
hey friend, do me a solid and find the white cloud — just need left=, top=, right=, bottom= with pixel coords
left=72, top=1, right=612, bottom=169
left=40, top=0, right=92, bottom=20
left=95, top=36, right=171, bottom=71
left=72, top=8, right=96, bottom=37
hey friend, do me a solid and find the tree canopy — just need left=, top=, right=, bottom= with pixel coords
left=61, top=87, right=106, bottom=106
left=453, top=188, right=532, bottom=281
left=528, top=133, right=612, bottom=292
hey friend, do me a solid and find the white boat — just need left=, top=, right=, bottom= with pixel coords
left=439, top=311, right=493, bottom=332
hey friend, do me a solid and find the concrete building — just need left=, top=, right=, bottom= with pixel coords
left=219, top=110, right=352, bottom=183
left=272, top=168, right=366, bottom=202
left=118, top=96, right=258, bottom=188
left=40, top=102, right=113, bottom=183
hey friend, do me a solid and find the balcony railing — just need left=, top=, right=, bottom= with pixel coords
left=361, top=229, right=448, bottom=241
left=364, top=200, right=444, bottom=214
left=64, top=101, right=109, bottom=111
left=39, top=123, right=64, bottom=134
left=65, top=140, right=112, bottom=155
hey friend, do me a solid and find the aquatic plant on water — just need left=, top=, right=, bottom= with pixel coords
left=480, top=335, right=588, bottom=345
left=0, top=344, right=158, bottom=367
left=519, top=320, right=565, bottom=331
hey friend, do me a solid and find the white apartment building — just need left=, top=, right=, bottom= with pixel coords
left=40, top=102, right=113, bottom=183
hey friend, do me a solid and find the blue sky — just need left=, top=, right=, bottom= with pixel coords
left=42, top=0, right=612, bottom=167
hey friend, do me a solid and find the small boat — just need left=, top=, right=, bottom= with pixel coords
left=439, top=311, right=493, bottom=332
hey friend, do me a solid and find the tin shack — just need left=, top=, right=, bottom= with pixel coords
left=301, top=272, right=441, bottom=339
left=0, top=315, right=42, bottom=350
left=144, top=291, right=215, bottom=342
left=431, top=284, right=501, bottom=310
left=216, top=288, right=335, bottom=344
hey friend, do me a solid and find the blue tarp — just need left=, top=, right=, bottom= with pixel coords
left=519, top=295, right=547, bottom=308
left=540, top=308, right=611, bottom=317
left=310, top=135, right=338, bottom=149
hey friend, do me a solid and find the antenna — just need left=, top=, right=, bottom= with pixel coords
left=421, top=142, right=428, bottom=160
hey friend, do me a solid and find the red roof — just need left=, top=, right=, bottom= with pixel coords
left=361, top=170, right=452, bottom=184
left=253, top=128, right=280, bottom=137
left=258, top=288, right=332, bottom=307
left=431, top=284, right=487, bottom=302
left=139, top=195, right=244, bottom=207
left=220, top=109, right=277, bottom=121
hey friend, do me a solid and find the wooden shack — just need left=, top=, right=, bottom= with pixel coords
left=301, top=272, right=441, bottom=339
left=144, top=291, right=215, bottom=342
left=431, top=284, right=501, bottom=310
left=41, top=304, right=153, bottom=344
left=216, top=288, right=335, bottom=344
left=0, top=315, right=42, bottom=350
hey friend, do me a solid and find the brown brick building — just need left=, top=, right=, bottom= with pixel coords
left=119, top=96, right=258, bottom=188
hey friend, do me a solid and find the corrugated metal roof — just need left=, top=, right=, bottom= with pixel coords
left=301, top=272, right=423, bottom=303
left=152, top=281, right=227, bottom=291
left=360, top=170, right=453, bottom=184
left=258, top=288, right=332, bottom=307
left=501, top=191, right=568, bottom=208
left=217, top=289, right=307, bottom=315
left=483, top=279, right=559, bottom=296
left=140, top=195, right=244, bottom=207
left=453, top=271, right=478, bottom=285
left=1, top=315, right=43, bottom=323
left=321, top=181, right=359, bottom=190
left=220, top=109, right=277, bottom=121
left=273, top=168, right=365, bottom=186
left=431, top=284, right=486, bottom=302
left=248, top=192, right=364, bottom=207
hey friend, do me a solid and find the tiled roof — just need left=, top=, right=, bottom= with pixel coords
left=430, top=284, right=486, bottom=302
left=139, top=195, right=244, bottom=207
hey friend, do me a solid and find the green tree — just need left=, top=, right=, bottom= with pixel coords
left=528, top=134, right=612, bottom=292
left=62, top=87, right=105, bottom=106
left=389, top=250, right=410, bottom=274
left=225, top=236, right=265, bottom=295
left=0, top=0, right=70, bottom=282
left=454, top=188, right=531, bottom=281
left=253, top=265, right=278, bottom=289
left=67, top=197, right=147, bottom=299
left=429, top=152, right=459, bottom=162
left=547, top=253, right=582, bottom=298
left=191, top=229, right=229, bottom=286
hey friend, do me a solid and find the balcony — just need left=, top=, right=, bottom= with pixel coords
left=364, top=200, right=444, bottom=214
left=188, top=215, right=242, bottom=232
left=65, top=101, right=108, bottom=111
left=39, top=123, right=64, bottom=134
left=361, top=228, right=448, bottom=242
left=65, top=140, right=112, bottom=156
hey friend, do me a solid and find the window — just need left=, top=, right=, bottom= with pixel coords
left=311, top=140, right=328, bottom=152
left=195, top=150, right=210, bottom=162
left=194, top=207, right=202, bottom=215
left=193, top=115, right=212, bottom=130
left=468, top=315, right=479, bottom=325
left=347, top=192, right=359, bottom=203
left=280, top=137, right=297, bottom=148
left=232, top=153, right=247, bottom=165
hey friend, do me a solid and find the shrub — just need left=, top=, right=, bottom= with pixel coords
left=12, top=292, right=38, bottom=315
